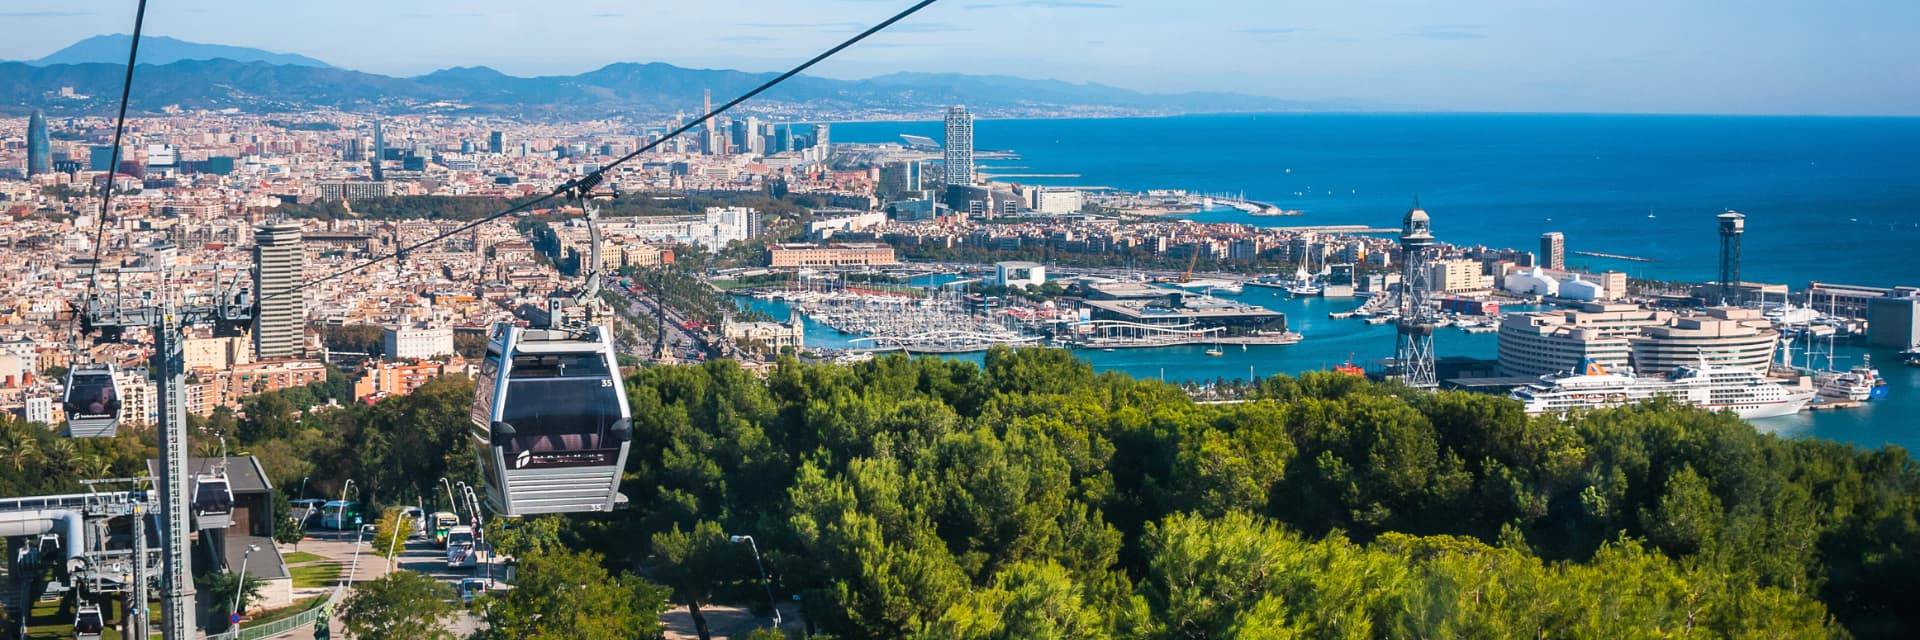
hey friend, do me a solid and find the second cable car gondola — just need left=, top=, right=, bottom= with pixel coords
left=470, top=323, right=630, bottom=516
left=61, top=364, right=122, bottom=438
left=192, top=470, right=235, bottom=530
left=74, top=604, right=104, bottom=640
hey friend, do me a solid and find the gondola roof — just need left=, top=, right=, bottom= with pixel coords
left=143, top=455, right=272, bottom=494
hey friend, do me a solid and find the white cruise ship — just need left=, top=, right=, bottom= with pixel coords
left=1511, top=359, right=1814, bottom=420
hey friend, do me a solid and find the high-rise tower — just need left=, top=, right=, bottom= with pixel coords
left=1394, top=200, right=1439, bottom=388
left=1717, top=211, right=1745, bottom=306
left=702, top=89, right=717, bottom=155
left=943, top=105, right=974, bottom=186
left=488, top=130, right=504, bottom=154
left=370, top=119, right=385, bottom=181
left=252, top=221, right=305, bottom=360
left=1539, top=232, right=1565, bottom=270
left=26, top=110, right=50, bottom=177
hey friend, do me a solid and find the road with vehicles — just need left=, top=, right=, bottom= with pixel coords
left=611, top=277, right=710, bottom=362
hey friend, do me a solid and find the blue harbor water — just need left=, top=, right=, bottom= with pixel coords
left=835, top=114, right=1920, bottom=287
left=785, top=114, right=1920, bottom=453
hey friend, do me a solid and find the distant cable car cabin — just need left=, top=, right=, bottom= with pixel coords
left=62, top=364, right=122, bottom=438
left=470, top=324, right=631, bottom=516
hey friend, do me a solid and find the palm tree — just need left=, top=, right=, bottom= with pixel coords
left=40, top=438, right=79, bottom=479
left=79, top=453, right=113, bottom=479
left=198, top=570, right=263, bottom=633
left=0, top=423, right=42, bottom=470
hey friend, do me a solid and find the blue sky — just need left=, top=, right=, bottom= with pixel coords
left=2, top=0, right=1916, bottom=115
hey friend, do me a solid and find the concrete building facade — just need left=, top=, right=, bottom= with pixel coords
left=1540, top=232, right=1566, bottom=271
left=1496, top=304, right=1668, bottom=377
left=768, top=243, right=898, bottom=268
left=383, top=323, right=455, bottom=360
left=252, top=222, right=305, bottom=360
left=1498, top=304, right=1779, bottom=377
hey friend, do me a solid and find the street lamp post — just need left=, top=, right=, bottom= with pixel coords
left=460, top=485, right=490, bottom=585
left=230, top=544, right=260, bottom=633
left=342, top=510, right=368, bottom=589
left=454, top=482, right=471, bottom=520
left=386, top=507, right=410, bottom=570
left=729, top=535, right=782, bottom=629
left=336, top=479, right=357, bottom=537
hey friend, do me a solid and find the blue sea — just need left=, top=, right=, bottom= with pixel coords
left=788, top=114, right=1920, bottom=453
left=834, top=113, right=1920, bottom=287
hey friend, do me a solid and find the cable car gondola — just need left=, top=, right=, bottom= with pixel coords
left=470, top=324, right=631, bottom=516
left=193, top=471, right=235, bottom=530
left=74, top=604, right=104, bottom=640
left=62, top=364, right=122, bottom=438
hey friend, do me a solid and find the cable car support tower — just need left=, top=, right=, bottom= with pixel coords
left=1392, top=201, right=1439, bottom=389
left=80, top=288, right=252, bottom=640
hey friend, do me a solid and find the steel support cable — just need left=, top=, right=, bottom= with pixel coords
left=71, top=0, right=151, bottom=354
left=267, top=0, right=941, bottom=304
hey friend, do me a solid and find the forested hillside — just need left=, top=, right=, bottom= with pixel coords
left=579, top=348, right=1918, bottom=639
left=4, top=348, right=1913, bottom=637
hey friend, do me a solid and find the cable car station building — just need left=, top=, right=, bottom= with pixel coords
left=142, top=455, right=295, bottom=611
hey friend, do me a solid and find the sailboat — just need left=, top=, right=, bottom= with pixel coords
left=1286, top=265, right=1322, bottom=297
left=1810, top=335, right=1884, bottom=402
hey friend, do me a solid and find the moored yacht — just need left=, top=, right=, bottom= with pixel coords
left=1813, top=355, right=1888, bottom=402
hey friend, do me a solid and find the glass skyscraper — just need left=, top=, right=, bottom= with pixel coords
left=371, top=119, right=385, bottom=181
left=26, top=110, right=51, bottom=177
left=943, top=105, right=973, bottom=186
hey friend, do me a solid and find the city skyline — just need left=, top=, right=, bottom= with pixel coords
left=0, top=9, right=1915, bottom=635
left=0, top=1, right=1916, bottom=116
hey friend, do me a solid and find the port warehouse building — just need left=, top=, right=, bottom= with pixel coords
left=1497, top=303, right=1778, bottom=377
left=768, top=242, right=899, bottom=268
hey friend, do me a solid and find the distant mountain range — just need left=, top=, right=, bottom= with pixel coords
left=2, top=36, right=1343, bottom=118
left=31, top=35, right=333, bottom=69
